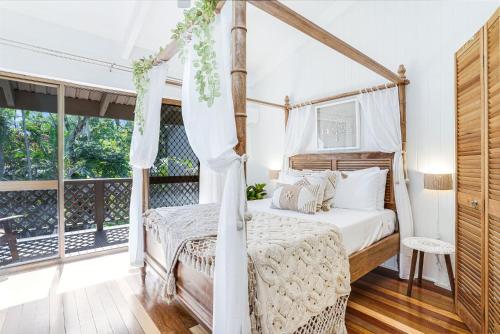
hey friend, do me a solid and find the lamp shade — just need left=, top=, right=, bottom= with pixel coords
left=424, top=173, right=453, bottom=190
left=268, top=169, right=280, bottom=180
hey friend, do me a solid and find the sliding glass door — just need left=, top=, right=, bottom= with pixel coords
left=0, top=77, right=62, bottom=268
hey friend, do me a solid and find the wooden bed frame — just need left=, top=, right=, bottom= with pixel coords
left=144, top=151, right=400, bottom=330
left=143, top=0, right=408, bottom=331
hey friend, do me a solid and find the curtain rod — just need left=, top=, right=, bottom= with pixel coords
left=165, top=79, right=284, bottom=109
left=289, top=80, right=409, bottom=110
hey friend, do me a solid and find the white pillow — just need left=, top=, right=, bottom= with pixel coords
left=377, top=169, right=389, bottom=210
left=334, top=169, right=380, bottom=211
left=278, top=173, right=303, bottom=185
left=335, top=167, right=388, bottom=210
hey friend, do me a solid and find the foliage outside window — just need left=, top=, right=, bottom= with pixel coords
left=0, top=108, right=57, bottom=181
left=64, top=116, right=133, bottom=179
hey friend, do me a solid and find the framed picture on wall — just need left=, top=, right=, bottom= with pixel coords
left=316, top=99, right=360, bottom=151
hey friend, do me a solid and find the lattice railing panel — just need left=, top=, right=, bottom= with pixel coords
left=149, top=182, right=199, bottom=208
left=0, top=189, right=58, bottom=238
left=64, top=182, right=95, bottom=231
left=104, top=180, right=131, bottom=226
left=149, top=103, right=200, bottom=209
left=152, top=104, right=199, bottom=177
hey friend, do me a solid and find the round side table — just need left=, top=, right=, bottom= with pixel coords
left=402, top=237, right=455, bottom=297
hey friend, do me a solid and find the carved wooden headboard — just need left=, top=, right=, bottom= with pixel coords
left=290, top=152, right=396, bottom=210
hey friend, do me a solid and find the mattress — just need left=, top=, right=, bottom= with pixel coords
left=145, top=199, right=396, bottom=277
left=248, top=198, right=396, bottom=255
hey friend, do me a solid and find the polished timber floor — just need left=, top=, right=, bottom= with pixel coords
left=0, top=252, right=469, bottom=334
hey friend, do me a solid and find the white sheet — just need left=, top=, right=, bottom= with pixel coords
left=248, top=199, right=395, bottom=255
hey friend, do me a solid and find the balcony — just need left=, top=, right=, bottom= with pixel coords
left=0, top=178, right=132, bottom=266
left=0, top=175, right=199, bottom=267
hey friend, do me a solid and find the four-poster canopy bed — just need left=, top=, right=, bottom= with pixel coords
left=140, top=0, right=411, bottom=332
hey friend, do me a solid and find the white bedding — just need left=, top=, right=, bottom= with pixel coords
left=248, top=198, right=396, bottom=255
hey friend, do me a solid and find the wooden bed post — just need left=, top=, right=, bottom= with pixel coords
left=284, top=95, right=290, bottom=127
left=232, top=0, right=247, bottom=156
left=142, top=169, right=149, bottom=211
left=397, top=64, right=408, bottom=179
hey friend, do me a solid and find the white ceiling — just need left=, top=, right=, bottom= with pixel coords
left=0, top=0, right=355, bottom=86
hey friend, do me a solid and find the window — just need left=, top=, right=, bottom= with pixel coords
left=149, top=102, right=200, bottom=208
left=316, top=99, right=360, bottom=150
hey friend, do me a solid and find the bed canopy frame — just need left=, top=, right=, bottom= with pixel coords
left=143, top=0, right=409, bottom=330
left=152, top=0, right=409, bottom=162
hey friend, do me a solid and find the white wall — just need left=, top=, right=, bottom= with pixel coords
left=0, top=8, right=182, bottom=99
left=246, top=1, right=498, bottom=288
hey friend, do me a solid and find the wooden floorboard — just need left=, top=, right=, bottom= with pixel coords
left=0, top=253, right=471, bottom=334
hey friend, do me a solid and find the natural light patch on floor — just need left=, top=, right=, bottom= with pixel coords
left=56, top=252, right=138, bottom=294
left=0, top=251, right=138, bottom=310
left=0, top=266, right=56, bottom=310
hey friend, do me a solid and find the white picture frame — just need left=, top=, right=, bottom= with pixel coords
left=315, top=99, right=360, bottom=151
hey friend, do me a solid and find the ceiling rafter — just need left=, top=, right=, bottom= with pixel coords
left=0, top=79, right=15, bottom=107
left=99, top=93, right=113, bottom=116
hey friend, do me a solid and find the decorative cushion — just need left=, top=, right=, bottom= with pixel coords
left=294, top=177, right=326, bottom=211
left=282, top=169, right=337, bottom=211
left=271, top=182, right=321, bottom=214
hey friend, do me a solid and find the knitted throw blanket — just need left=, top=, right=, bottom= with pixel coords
left=144, top=205, right=351, bottom=334
left=143, top=203, right=219, bottom=300
left=247, top=211, right=350, bottom=334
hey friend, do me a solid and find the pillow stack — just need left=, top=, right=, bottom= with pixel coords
left=272, top=166, right=388, bottom=213
left=272, top=169, right=337, bottom=213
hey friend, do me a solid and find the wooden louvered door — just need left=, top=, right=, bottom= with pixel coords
left=485, top=9, right=499, bottom=334
left=455, top=28, right=485, bottom=334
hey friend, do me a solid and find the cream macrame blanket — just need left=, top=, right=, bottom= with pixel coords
left=143, top=203, right=219, bottom=300
left=144, top=205, right=351, bottom=334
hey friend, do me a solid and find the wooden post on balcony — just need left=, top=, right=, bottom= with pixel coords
left=94, top=180, right=105, bottom=231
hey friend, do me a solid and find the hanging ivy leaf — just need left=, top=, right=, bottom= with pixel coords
left=172, top=0, right=220, bottom=107
left=133, top=0, right=219, bottom=133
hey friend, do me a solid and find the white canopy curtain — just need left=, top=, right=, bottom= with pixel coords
left=129, top=62, right=169, bottom=266
left=283, top=104, right=316, bottom=170
left=181, top=1, right=251, bottom=333
left=199, top=163, right=225, bottom=204
left=283, top=87, right=414, bottom=278
left=357, top=87, right=414, bottom=278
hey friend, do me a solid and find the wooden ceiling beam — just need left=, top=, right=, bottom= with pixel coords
left=248, top=0, right=403, bottom=84
left=99, top=93, right=113, bottom=116
left=0, top=79, right=15, bottom=107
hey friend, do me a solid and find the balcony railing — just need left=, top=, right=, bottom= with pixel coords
left=0, top=176, right=199, bottom=266
left=64, top=178, right=132, bottom=232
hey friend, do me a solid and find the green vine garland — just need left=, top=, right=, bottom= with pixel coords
left=173, top=0, right=220, bottom=107
left=132, top=0, right=220, bottom=135
left=132, top=55, right=155, bottom=135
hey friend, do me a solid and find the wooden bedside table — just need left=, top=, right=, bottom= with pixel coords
left=402, top=237, right=455, bottom=297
